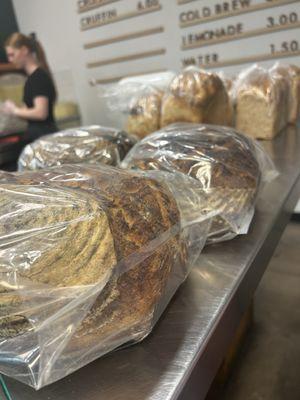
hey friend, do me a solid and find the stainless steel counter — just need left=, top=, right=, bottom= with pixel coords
left=4, top=126, right=300, bottom=400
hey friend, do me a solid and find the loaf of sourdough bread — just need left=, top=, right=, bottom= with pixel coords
left=0, top=164, right=186, bottom=354
left=122, top=123, right=261, bottom=242
left=18, top=125, right=136, bottom=171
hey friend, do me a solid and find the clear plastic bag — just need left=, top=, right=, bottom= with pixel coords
left=161, top=67, right=232, bottom=128
left=98, top=72, right=175, bottom=138
left=122, top=123, right=278, bottom=243
left=0, top=163, right=212, bottom=389
left=234, top=64, right=289, bottom=139
left=269, top=62, right=300, bottom=125
left=0, top=103, right=27, bottom=135
left=18, top=125, right=137, bottom=171
left=216, top=71, right=236, bottom=126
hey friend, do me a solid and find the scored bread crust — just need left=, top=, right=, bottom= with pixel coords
left=0, top=165, right=186, bottom=352
left=123, top=125, right=261, bottom=241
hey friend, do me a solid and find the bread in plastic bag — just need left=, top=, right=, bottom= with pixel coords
left=269, top=62, right=300, bottom=125
left=161, top=67, right=232, bottom=128
left=216, top=71, right=236, bottom=126
left=18, top=125, right=137, bottom=171
left=98, top=72, right=175, bottom=138
left=0, top=102, right=27, bottom=134
left=234, top=65, right=289, bottom=140
left=0, top=163, right=212, bottom=389
left=126, top=89, right=164, bottom=138
left=122, top=123, right=277, bottom=243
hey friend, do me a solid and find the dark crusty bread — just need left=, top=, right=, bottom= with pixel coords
left=0, top=165, right=186, bottom=353
left=18, top=126, right=136, bottom=171
left=123, top=124, right=261, bottom=242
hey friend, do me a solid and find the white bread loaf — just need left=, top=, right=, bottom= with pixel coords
left=235, top=66, right=288, bottom=140
left=270, top=63, right=300, bottom=125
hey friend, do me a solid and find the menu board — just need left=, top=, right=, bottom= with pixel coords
left=177, top=0, right=300, bottom=71
left=76, top=0, right=300, bottom=83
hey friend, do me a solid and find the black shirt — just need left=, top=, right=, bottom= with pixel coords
left=23, top=67, right=57, bottom=138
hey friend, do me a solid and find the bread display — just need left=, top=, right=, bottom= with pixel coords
left=100, top=64, right=299, bottom=141
left=18, top=125, right=136, bottom=170
left=0, top=164, right=187, bottom=387
left=160, top=68, right=232, bottom=128
left=99, top=71, right=175, bottom=138
left=270, top=63, right=300, bottom=125
left=122, top=123, right=262, bottom=243
left=235, top=66, right=288, bottom=140
left=126, top=91, right=163, bottom=139
left=217, top=72, right=236, bottom=126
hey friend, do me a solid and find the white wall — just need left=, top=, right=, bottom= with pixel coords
left=12, top=0, right=300, bottom=126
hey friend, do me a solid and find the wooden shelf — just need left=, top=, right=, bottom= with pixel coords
left=199, top=49, right=300, bottom=69
left=81, top=4, right=162, bottom=31
left=180, top=0, right=299, bottom=28
left=0, top=63, right=22, bottom=75
left=182, top=22, right=300, bottom=50
left=78, top=0, right=120, bottom=14
left=90, top=68, right=167, bottom=85
left=87, top=48, right=166, bottom=69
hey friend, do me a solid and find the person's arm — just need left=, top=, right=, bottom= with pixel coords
left=6, top=97, right=49, bottom=121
